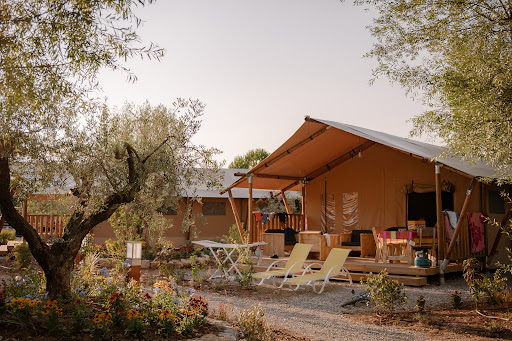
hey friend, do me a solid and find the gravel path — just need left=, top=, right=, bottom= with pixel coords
left=200, top=277, right=476, bottom=341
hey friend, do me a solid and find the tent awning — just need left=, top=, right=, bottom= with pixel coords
left=222, top=117, right=501, bottom=193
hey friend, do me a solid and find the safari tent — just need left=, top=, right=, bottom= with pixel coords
left=223, top=117, right=511, bottom=280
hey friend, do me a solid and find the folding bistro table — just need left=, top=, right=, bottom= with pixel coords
left=192, top=240, right=266, bottom=279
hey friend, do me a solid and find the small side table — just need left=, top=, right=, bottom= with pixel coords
left=360, top=233, right=376, bottom=257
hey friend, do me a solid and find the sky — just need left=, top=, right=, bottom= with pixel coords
left=98, top=0, right=428, bottom=166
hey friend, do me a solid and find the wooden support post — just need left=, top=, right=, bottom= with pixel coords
left=281, top=190, right=292, bottom=215
left=185, top=197, right=192, bottom=243
left=247, top=175, right=253, bottom=243
left=435, top=164, right=445, bottom=283
left=228, top=189, right=245, bottom=243
left=487, top=201, right=512, bottom=267
left=445, top=177, right=476, bottom=261
left=301, top=179, right=307, bottom=231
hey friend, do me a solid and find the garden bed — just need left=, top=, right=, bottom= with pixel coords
left=351, top=303, right=512, bottom=340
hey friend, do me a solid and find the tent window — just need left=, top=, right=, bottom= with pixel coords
left=202, top=202, right=226, bottom=216
left=407, top=191, right=453, bottom=227
left=488, top=190, right=506, bottom=214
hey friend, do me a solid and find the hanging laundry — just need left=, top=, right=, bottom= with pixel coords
left=277, top=212, right=287, bottom=223
left=253, top=211, right=262, bottom=222
left=261, top=213, right=268, bottom=224
left=467, top=212, right=486, bottom=253
left=443, top=210, right=459, bottom=241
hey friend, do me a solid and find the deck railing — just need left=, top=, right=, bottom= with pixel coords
left=26, top=215, right=67, bottom=240
left=252, top=213, right=304, bottom=243
left=441, top=218, right=486, bottom=260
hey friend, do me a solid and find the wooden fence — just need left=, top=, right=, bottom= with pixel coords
left=26, top=215, right=67, bottom=240
left=252, top=213, right=303, bottom=243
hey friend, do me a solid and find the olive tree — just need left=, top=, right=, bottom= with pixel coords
left=0, top=0, right=222, bottom=299
left=354, top=0, right=512, bottom=180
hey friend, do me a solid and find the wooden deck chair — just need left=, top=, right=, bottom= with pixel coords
left=372, top=227, right=383, bottom=263
left=253, top=243, right=313, bottom=287
left=284, top=248, right=352, bottom=294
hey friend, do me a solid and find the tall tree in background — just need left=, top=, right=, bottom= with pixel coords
left=0, top=0, right=221, bottom=298
left=229, top=149, right=269, bottom=169
left=355, top=0, right=512, bottom=180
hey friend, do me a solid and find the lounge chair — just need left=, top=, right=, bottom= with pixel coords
left=284, top=248, right=352, bottom=294
left=253, top=243, right=313, bottom=287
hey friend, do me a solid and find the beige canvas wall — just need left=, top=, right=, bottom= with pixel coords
left=92, top=197, right=249, bottom=246
left=306, top=144, right=485, bottom=233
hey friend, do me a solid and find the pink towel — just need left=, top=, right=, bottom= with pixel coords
left=467, top=212, right=485, bottom=253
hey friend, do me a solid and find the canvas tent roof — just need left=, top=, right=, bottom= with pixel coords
left=194, top=168, right=270, bottom=199
left=223, top=117, right=501, bottom=192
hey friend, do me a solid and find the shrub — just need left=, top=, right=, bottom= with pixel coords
left=190, top=255, right=208, bottom=288
left=415, top=296, right=426, bottom=313
left=125, top=309, right=147, bottom=338
left=11, top=243, right=34, bottom=270
left=463, top=258, right=507, bottom=305
left=0, top=229, right=16, bottom=245
left=450, top=291, right=462, bottom=309
left=236, top=248, right=255, bottom=289
left=238, top=304, right=273, bottom=341
left=362, top=270, right=408, bottom=313
left=41, top=299, right=64, bottom=335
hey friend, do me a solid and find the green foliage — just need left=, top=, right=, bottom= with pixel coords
left=415, top=296, right=426, bottom=314
left=463, top=258, right=507, bottom=305
left=229, top=149, right=269, bottom=169
left=238, top=304, right=273, bottom=341
left=11, top=243, right=34, bottom=270
left=0, top=229, right=16, bottom=245
left=70, top=299, right=89, bottom=333
left=0, top=0, right=222, bottom=300
left=258, top=192, right=302, bottom=214
left=355, top=0, right=512, bottom=180
left=4, top=267, right=46, bottom=300
left=235, top=249, right=255, bottom=289
left=224, top=223, right=248, bottom=245
left=190, top=256, right=208, bottom=288
left=362, top=270, right=408, bottom=313
left=450, top=291, right=462, bottom=309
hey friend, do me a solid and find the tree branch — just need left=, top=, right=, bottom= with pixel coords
left=141, top=135, right=174, bottom=164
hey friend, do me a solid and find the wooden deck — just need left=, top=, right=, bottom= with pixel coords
left=255, top=255, right=463, bottom=287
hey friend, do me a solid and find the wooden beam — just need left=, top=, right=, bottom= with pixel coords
left=445, top=177, right=477, bottom=260
left=233, top=172, right=302, bottom=181
left=302, top=180, right=307, bottom=231
left=280, top=190, right=292, bottom=215
left=251, top=125, right=331, bottom=173
left=185, top=197, right=191, bottom=242
left=306, top=141, right=375, bottom=180
left=435, top=164, right=445, bottom=261
left=272, top=141, right=376, bottom=197
left=228, top=189, right=245, bottom=243
left=247, top=175, right=253, bottom=243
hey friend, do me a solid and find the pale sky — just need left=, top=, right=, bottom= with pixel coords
left=98, top=0, right=428, bottom=165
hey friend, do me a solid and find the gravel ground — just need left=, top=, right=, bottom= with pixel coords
left=201, top=276, right=476, bottom=341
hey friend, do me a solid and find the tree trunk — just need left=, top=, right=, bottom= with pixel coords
left=44, top=257, right=75, bottom=300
